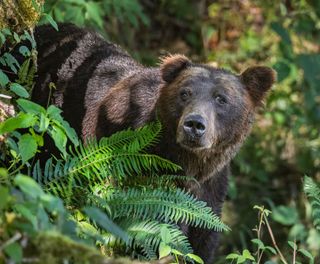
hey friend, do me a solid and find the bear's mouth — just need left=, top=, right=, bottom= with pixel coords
left=178, top=137, right=210, bottom=151
left=176, top=121, right=212, bottom=151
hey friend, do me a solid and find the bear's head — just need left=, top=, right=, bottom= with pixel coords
left=158, top=54, right=276, bottom=159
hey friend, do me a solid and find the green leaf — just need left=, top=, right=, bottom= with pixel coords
left=273, top=60, right=291, bottom=82
left=43, top=13, right=59, bottom=31
left=47, top=105, right=79, bottom=146
left=10, top=83, right=29, bottom=98
left=160, top=225, right=172, bottom=244
left=58, top=120, right=79, bottom=146
left=39, top=113, right=50, bottom=132
left=22, top=30, right=36, bottom=49
left=63, top=0, right=86, bottom=4
left=49, top=125, right=67, bottom=156
left=298, top=248, right=314, bottom=263
left=85, top=1, right=103, bottom=28
left=47, top=104, right=62, bottom=117
left=19, top=45, right=30, bottom=57
left=3, top=52, right=20, bottom=73
left=265, top=246, right=277, bottom=255
left=296, top=54, right=320, bottom=86
left=251, top=238, right=265, bottom=249
left=236, top=255, right=246, bottom=264
left=226, top=253, right=240, bottom=260
left=288, top=241, right=297, bottom=251
left=17, top=99, right=46, bottom=114
left=18, top=58, right=31, bottom=83
left=18, top=134, right=38, bottom=162
left=186, top=253, right=204, bottom=264
left=1, top=28, right=12, bottom=36
left=0, top=69, right=9, bottom=87
left=14, top=204, right=37, bottom=229
left=272, top=205, right=298, bottom=226
left=13, top=32, right=20, bottom=43
left=271, top=22, right=291, bottom=45
left=40, top=193, right=65, bottom=214
left=0, top=186, right=10, bottom=210
left=159, top=242, right=171, bottom=259
left=4, top=242, right=23, bottom=262
left=78, top=221, right=99, bottom=237
left=171, top=249, right=183, bottom=256
left=83, top=206, right=129, bottom=243
left=72, top=6, right=85, bottom=25
left=0, top=31, right=5, bottom=45
left=14, top=175, right=44, bottom=199
left=0, top=112, right=36, bottom=135
left=242, top=249, right=255, bottom=260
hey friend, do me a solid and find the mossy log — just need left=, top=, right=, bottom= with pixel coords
left=30, top=232, right=172, bottom=264
left=0, top=0, right=44, bottom=31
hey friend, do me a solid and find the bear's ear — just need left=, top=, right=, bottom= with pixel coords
left=160, top=54, right=191, bottom=83
left=240, top=66, right=277, bottom=106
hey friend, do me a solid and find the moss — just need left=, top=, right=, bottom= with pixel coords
left=0, top=0, right=44, bottom=31
left=33, top=231, right=106, bottom=264
left=32, top=231, right=172, bottom=264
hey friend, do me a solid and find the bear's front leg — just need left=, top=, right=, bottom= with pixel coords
left=186, top=165, right=230, bottom=263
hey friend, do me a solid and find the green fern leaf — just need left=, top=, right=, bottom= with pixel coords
left=105, top=188, right=229, bottom=232
left=304, top=176, right=320, bottom=230
left=101, top=219, right=192, bottom=260
left=33, top=121, right=180, bottom=200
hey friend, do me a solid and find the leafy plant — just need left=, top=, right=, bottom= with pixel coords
left=29, top=120, right=228, bottom=261
left=43, top=0, right=149, bottom=30
left=0, top=28, right=36, bottom=97
left=304, top=176, right=320, bottom=231
left=225, top=205, right=316, bottom=264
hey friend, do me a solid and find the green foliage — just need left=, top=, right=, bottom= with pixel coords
left=32, top=121, right=179, bottom=198
left=1, top=105, right=226, bottom=263
left=226, top=249, right=255, bottom=264
left=0, top=172, right=81, bottom=263
left=103, top=220, right=192, bottom=260
left=105, top=188, right=228, bottom=232
left=1, top=117, right=225, bottom=262
left=29, top=120, right=226, bottom=260
left=0, top=99, right=79, bottom=164
left=225, top=206, right=316, bottom=264
left=0, top=29, right=36, bottom=96
left=199, top=1, right=320, bottom=262
left=43, top=0, right=149, bottom=31
left=1, top=98, right=217, bottom=263
left=304, top=176, right=320, bottom=231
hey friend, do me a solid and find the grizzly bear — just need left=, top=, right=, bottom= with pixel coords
left=32, top=24, right=276, bottom=263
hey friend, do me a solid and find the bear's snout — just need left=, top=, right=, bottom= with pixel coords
left=177, top=112, right=211, bottom=150
left=183, top=114, right=206, bottom=138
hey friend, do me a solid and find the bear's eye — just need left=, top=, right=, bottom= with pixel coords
left=214, top=95, right=227, bottom=105
left=180, top=90, right=191, bottom=101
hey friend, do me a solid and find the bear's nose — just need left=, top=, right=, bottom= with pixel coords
left=183, top=114, right=206, bottom=138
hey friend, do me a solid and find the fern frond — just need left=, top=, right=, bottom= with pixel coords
left=33, top=121, right=180, bottom=199
left=304, top=176, right=320, bottom=230
left=73, top=153, right=180, bottom=179
left=123, top=174, right=198, bottom=189
left=102, top=219, right=192, bottom=260
left=73, top=120, right=162, bottom=161
left=105, top=188, right=229, bottom=232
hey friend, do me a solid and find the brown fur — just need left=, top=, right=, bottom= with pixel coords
left=31, top=24, right=276, bottom=263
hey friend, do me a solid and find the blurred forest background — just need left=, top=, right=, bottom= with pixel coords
left=1, top=0, right=320, bottom=263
